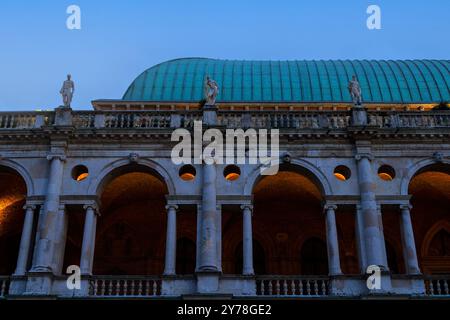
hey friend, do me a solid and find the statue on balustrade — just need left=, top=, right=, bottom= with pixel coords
left=348, top=75, right=362, bottom=106
left=204, top=76, right=219, bottom=105
left=60, top=74, right=75, bottom=108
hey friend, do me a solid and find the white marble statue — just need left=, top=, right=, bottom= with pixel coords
left=204, top=76, right=219, bottom=105
left=60, top=74, right=75, bottom=107
left=348, top=75, right=362, bottom=105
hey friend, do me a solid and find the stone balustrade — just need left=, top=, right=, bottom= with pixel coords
left=218, top=111, right=351, bottom=129
left=424, top=276, right=450, bottom=296
left=0, top=110, right=449, bottom=131
left=367, top=111, right=450, bottom=128
left=88, top=276, right=161, bottom=297
left=256, top=276, right=329, bottom=296
left=0, top=276, right=9, bottom=297
left=0, top=112, right=53, bottom=129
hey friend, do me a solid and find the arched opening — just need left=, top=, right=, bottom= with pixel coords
left=234, top=240, right=266, bottom=275
left=176, top=237, right=196, bottom=275
left=0, top=166, right=28, bottom=275
left=93, top=164, right=169, bottom=275
left=428, top=229, right=450, bottom=257
left=251, top=164, right=328, bottom=275
left=300, top=238, right=328, bottom=275
left=408, top=163, right=450, bottom=275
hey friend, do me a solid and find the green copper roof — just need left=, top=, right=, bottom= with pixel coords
left=123, top=58, right=450, bottom=104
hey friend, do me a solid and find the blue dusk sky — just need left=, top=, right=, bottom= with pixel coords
left=0, top=0, right=448, bottom=110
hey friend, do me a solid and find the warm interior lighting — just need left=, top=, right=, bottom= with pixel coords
left=334, top=173, right=347, bottom=181
left=72, top=165, right=89, bottom=182
left=179, top=165, right=196, bottom=181
left=225, top=172, right=240, bottom=181
left=378, top=165, right=396, bottom=182
left=333, top=165, right=351, bottom=181
left=378, top=172, right=393, bottom=181
left=223, top=165, right=241, bottom=182
left=76, top=172, right=89, bottom=181
left=180, top=172, right=195, bottom=181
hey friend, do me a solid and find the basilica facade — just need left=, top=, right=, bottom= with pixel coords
left=0, top=58, right=449, bottom=299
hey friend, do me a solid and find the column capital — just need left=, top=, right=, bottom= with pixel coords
left=240, top=204, right=253, bottom=212
left=58, top=204, right=66, bottom=214
left=23, top=204, right=36, bottom=211
left=400, top=204, right=413, bottom=211
left=355, top=153, right=374, bottom=161
left=165, top=204, right=179, bottom=212
left=83, top=204, right=99, bottom=215
left=46, top=153, right=67, bottom=162
left=324, top=204, right=337, bottom=212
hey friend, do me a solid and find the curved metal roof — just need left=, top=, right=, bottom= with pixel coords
left=123, top=58, right=450, bottom=104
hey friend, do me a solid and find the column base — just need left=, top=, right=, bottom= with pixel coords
left=196, top=271, right=221, bottom=294
left=328, top=274, right=346, bottom=296
left=71, top=278, right=91, bottom=297
left=8, top=275, right=28, bottom=296
left=24, top=271, right=54, bottom=296
left=197, top=265, right=219, bottom=272
left=182, top=293, right=233, bottom=300
left=365, top=271, right=392, bottom=295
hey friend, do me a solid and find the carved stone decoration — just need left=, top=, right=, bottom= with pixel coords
left=204, top=76, right=219, bottom=106
left=433, top=152, right=444, bottom=163
left=129, top=152, right=139, bottom=163
left=282, top=153, right=291, bottom=164
left=60, top=74, right=75, bottom=108
left=348, top=75, right=362, bottom=106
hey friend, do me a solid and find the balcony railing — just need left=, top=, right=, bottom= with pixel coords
left=424, top=276, right=450, bottom=296
left=217, top=111, right=351, bottom=129
left=0, top=110, right=449, bottom=131
left=256, top=276, right=329, bottom=297
left=0, top=112, right=54, bottom=129
left=88, top=276, right=162, bottom=297
left=0, top=276, right=10, bottom=298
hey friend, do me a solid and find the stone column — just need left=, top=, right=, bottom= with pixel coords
left=32, top=154, right=66, bottom=272
left=355, top=205, right=367, bottom=273
left=376, top=205, right=388, bottom=268
left=399, top=204, right=421, bottom=275
left=324, top=204, right=342, bottom=275
left=241, top=205, right=254, bottom=275
left=216, top=204, right=222, bottom=273
left=52, top=204, right=68, bottom=275
left=195, top=204, right=201, bottom=272
left=14, top=204, right=36, bottom=275
left=163, top=204, right=178, bottom=276
left=198, top=162, right=218, bottom=271
left=80, top=205, right=99, bottom=275
left=355, top=153, right=387, bottom=269
left=31, top=206, right=45, bottom=267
